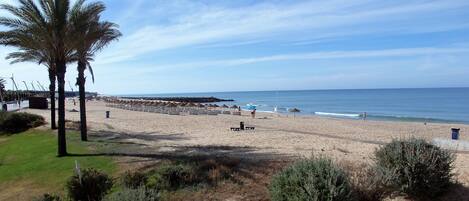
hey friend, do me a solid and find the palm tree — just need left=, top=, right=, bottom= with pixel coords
left=0, top=0, right=79, bottom=156
left=69, top=1, right=121, bottom=141
left=0, top=78, right=5, bottom=103
left=6, top=46, right=58, bottom=129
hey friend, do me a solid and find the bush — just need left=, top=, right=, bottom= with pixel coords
left=122, top=171, right=148, bottom=189
left=146, top=163, right=197, bottom=190
left=374, top=138, right=455, bottom=198
left=269, top=157, right=353, bottom=201
left=67, top=168, right=114, bottom=201
left=196, top=158, right=238, bottom=184
left=33, top=194, right=62, bottom=201
left=104, top=186, right=160, bottom=201
left=0, top=112, right=45, bottom=133
left=345, top=163, right=394, bottom=201
left=145, top=158, right=240, bottom=191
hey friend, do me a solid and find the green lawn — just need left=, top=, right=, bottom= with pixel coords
left=0, top=129, right=116, bottom=198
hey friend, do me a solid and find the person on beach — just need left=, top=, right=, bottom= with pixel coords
left=363, top=112, right=367, bottom=120
left=251, top=109, right=256, bottom=119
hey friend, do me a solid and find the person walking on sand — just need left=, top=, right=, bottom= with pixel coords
left=251, top=109, right=256, bottom=119
left=363, top=112, right=367, bottom=121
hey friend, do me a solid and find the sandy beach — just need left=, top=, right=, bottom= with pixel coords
left=25, top=100, right=469, bottom=185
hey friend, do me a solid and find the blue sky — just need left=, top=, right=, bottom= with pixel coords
left=1, top=0, right=469, bottom=94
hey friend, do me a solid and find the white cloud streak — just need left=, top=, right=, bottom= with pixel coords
left=135, top=47, right=469, bottom=72
left=96, top=0, right=469, bottom=64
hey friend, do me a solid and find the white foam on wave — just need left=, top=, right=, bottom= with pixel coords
left=314, top=112, right=360, bottom=118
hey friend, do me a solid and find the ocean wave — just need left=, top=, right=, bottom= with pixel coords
left=367, top=114, right=462, bottom=123
left=258, top=110, right=276, bottom=113
left=314, top=112, right=361, bottom=118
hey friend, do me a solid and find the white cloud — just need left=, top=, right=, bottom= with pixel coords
left=133, top=46, right=469, bottom=73
left=96, top=0, right=469, bottom=64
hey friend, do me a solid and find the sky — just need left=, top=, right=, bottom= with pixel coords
left=0, top=0, right=469, bottom=95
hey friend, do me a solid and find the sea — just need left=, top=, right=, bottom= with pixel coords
left=124, top=88, right=469, bottom=124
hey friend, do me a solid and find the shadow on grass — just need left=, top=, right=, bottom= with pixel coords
left=70, top=129, right=290, bottom=171
left=88, top=130, right=189, bottom=146
left=67, top=144, right=287, bottom=164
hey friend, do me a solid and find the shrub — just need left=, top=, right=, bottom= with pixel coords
left=344, top=162, right=394, bottom=201
left=122, top=171, right=148, bottom=189
left=197, top=158, right=238, bottom=184
left=146, top=163, right=197, bottom=190
left=0, top=112, right=45, bottom=133
left=269, top=157, right=353, bottom=201
left=0, top=111, right=6, bottom=122
left=374, top=138, right=455, bottom=198
left=33, top=194, right=62, bottom=201
left=67, top=168, right=114, bottom=201
left=104, top=186, right=160, bottom=201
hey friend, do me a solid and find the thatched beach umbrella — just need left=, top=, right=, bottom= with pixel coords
left=222, top=104, right=229, bottom=108
left=288, top=108, right=301, bottom=117
left=231, top=105, right=238, bottom=109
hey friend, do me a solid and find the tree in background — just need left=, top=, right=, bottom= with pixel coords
left=0, top=0, right=96, bottom=156
left=69, top=0, right=121, bottom=141
left=0, top=78, right=5, bottom=102
left=5, top=43, right=58, bottom=129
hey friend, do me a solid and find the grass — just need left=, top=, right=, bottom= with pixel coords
left=0, top=129, right=116, bottom=199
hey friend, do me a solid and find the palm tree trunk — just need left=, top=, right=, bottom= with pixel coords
left=56, top=62, right=67, bottom=156
left=77, top=61, right=87, bottom=141
left=48, top=70, right=57, bottom=130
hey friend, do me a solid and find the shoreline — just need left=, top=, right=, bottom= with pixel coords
left=107, top=87, right=469, bottom=125
left=255, top=110, right=469, bottom=127
left=275, top=112, right=469, bottom=125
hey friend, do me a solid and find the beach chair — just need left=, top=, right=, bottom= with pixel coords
left=168, top=111, right=180, bottom=115
left=232, top=111, right=241, bottom=115
left=245, top=126, right=255, bottom=130
left=208, top=111, right=218, bottom=115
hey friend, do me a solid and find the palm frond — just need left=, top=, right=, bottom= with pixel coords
left=86, top=61, right=95, bottom=83
left=68, top=0, right=121, bottom=84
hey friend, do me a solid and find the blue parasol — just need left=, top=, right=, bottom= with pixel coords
left=246, top=103, right=257, bottom=110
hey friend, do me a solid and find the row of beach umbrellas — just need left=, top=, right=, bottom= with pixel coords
left=104, top=98, right=239, bottom=109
